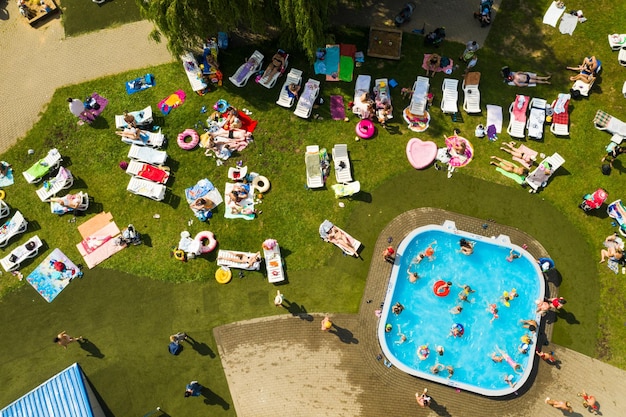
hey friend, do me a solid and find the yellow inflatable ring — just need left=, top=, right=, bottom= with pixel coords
left=252, top=175, right=270, bottom=193
left=173, top=249, right=186, bottom=262
left=215, top=266, right=232, bottom=284
left=0, top=190, right=5, bottom=200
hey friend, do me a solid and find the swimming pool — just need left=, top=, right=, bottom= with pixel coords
left=378, top=221, right=545, bottom=397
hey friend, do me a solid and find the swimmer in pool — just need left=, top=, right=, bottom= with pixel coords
left=450, top=305, right=463, bottom=314
left=520, top=319, right=538, bottom=332
left=414, top=240, right=437, bottom=263
left=436, top=346, right=444, bottom=356
left=430, top=363, right=445, bottom=374
left=504, top=374, right=516, bottom=388
left=491, top=352, right=504, bottom=362
left=407, top=267, right=419, bottom=283
left=394, top=325, right=408, bottom=345
left=446, top=365, right=454, bottom=379
left=506, top=249, right=521, bottom=262
left=459, top=238, right=474, bottom=255
left=392, top=302, right=405, bottom=315
left=458, top=291, right=473, bottom=303
left=459, top=284, right=476, bottom=294
left=488, top=303, right=499, bottom=322
left=436, top=281, right=452, bottom=295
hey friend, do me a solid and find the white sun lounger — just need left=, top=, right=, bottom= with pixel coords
left=120, top=129, right=165, bottom=148
left=608, top=34, right=626, bottom=51
left=276, top=68, right=303, bottom=108
left=115, top=106, right=153, bottom=129
left=374, top=78, right=393, bottom=120
left=22, top=148, right=62, bottom=184
left=259, top=50, right=288, bottom=89
left=127, top=177, right=166, bottom=201
left=332, top=144, right=353, bottom=184
left=319, top=219, right=362, bottom=257
left=410, top=76, right=430, bottom=115
left=527, top=97, right=547, bottom=140
left=0, top=235, right=42, bottom=272
left=229, top=50, right=264, bottom=87
left=50, top=191, right=90, bottom=215
left=594, top=110, right=626, bottom=143
left=294, top=79, right=320, bottom=119
left=0, top=211, right=28, bottom=248
left=263, top=241, right=285, bottom=283
left=181, top=52, right=208, bottom=93
left=352, top=75, right=372, bottom=118
left=507, top=95, right=529, bottom=139
left=128, top=144, right=168, bottom=166
left=36, top=167, right=73, bottom=202
left=0, top=200, right=9, bottom=220
left=305, top=145, right=324, bottom=188
left=441, top=78, right=459, bottom=114
left=525, top=152, right=565, bottom=193
left=125, top=160, right=170, bottom=184
left=216, top=250, right=262, bottom=271
left=462, top=72, right=481, bottom=114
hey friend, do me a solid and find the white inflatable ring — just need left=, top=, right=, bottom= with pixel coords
left=194, top=231, right=217, bottom=254
left=252, top=175, right=270, bottom=193
left=177, top=129, right=200, bottom=150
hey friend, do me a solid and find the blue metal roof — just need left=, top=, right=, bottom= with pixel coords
left=1, top=363, right=95, bottom=417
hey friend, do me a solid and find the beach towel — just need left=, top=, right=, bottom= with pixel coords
left=224, top=183, right=255, bottom=220
left=553, top=93, right=570, bottom=114
left=236, top=111, right=258, bottom=133
left=76, top=212, right=125, bottom=269
left=0, top=162, right=14, bottom=187
left=185, top=179, right=223, bottom=221
left=330, top=95, right=346, bottom=120
left=543, top=1, right=565, bottom=27
left=486, top=104, right=503, bottom=133
left=496, top=167, right=525, bottom=184
left=324, top=45, right=341, bottom=80
left=138, top=164, right=168, bottom=183
left=26, top=248, right=80, bottom=302
left=552, top=97, right=569, bottom=125
left=158, top=90, right=186, bottom=115
left=422, top=54, right=454, bottom=74
left=79, top=93, right=108, bottom=123
left=125, top=74, right=155, bottom=95
left=339, top=44, right=356, bottom=82
left=559, top=13, right=578, bottom=35
left=512, top=95, right=529, bottom=121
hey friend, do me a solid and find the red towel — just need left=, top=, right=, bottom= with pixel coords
left=340, top=43, right=357, bottom=59
left=139, top=165, right=168, bottom=183
left=552, top=100, right=569, bottom=125
left=237, top=111, right=258, bottom=133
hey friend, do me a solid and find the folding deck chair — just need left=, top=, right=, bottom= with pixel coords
left=294, top=79, right=320, bottom=119
left=181, top=52, right=208, bottom=93
left=352, top=75, right=372, bottom=118
left=125, top=160, right=170, bottom=184
left=462, top=72, right=481, bottom=114
left=527, top=97, right=547, bottom=140
left=229, top=50, right=264, bottom=87
left=0, top=235, right=42, bottom=272
left=36, top=167, right=73, bottom=202
left=373, top=78, right=393, bottom=119
left=332, top=144, right=353, bottom=184
left=128, top=144, right=168, bottom=166
left=120, top=129, right=165, bottom=148
left=22, top=148, right=62, bottom=184
left=50, top=192, right=89, bottom=215
left=115, top=106, right=153, bottom=129
left=0, top=211, right=28, bottom=248
left=127, top=177, right=167, bottom=201
left=276, top=68, right=303, bottom=108
left=259, top=49, right=288, bottom=89
left=594, top=110, right=626, bottom=143
left=507, top=95, right=529, bottom=139
left=525, top=152, right=565, bottom=193
left=549, top=93, right=571, bottom=136
left=440, top=78, right=459, bottom=114
left=0, top=200, right=9, bottom=220
left=216, top=250, right=262, bottom=271
left=305, top=145, right=326, bottom=189
left=410, top=76, right=430, bottom=115
left=608, top=34, right=626, bottom=51
left=319, top=219, right=362, bottom=257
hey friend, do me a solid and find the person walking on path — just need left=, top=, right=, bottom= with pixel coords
left=416, top=388, right=431, bottom=408
left=545, top=397, right=573, bottom=412
left=578, top=390, right=599, bottom=414
left=184, top=380, right=202, bottom=397
left=321, top=315, right=333, bottom=331
left=54, top=331, right=83, bottom=349
left=274, top=290, right=284, bottom=307
left=460, top=40, right=480, bottom=62
left=382, top=246, right=395, bottom=263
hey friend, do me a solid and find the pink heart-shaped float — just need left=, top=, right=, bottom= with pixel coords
left=406, top=138, right=437, bottom=169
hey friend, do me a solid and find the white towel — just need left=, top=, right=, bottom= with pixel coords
left=486, top=105, right=503, bottom=133
left=553, top=93, right=570, bottom=114
left=559, top=13, right=578, bottom=35
left=543, top=1, right=565, bottom=27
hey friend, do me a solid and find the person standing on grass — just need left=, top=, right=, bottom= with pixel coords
left=54, top=331, right=83, bottom=349
left=184, top=381, right=202, bottom=397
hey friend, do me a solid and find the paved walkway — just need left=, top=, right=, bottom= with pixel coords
left=0, top=14, right=172, bottom=153
left=215, top=209, right=626, bottom=416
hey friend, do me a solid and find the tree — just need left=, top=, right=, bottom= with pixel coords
left=137, top=0, right=344, bottom=61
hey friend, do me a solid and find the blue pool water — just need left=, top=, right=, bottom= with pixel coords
left=378, top=222, right=545, bottom=396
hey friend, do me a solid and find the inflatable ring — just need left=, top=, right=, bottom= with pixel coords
left=451, top=323, right=464, bottom=337
left=433, top=280, right=450, bottom=297
left=215, top=266, right=232, bottom=284
left=0, top=190, right=5, bottom=200
left=173, top=249, right=186, bottom=262
left=194, top=231, right=217, bottom=254
left=417, top=345, right=430, bottom=360
left=214, top=99, right=229, bottom=114
left=177, top=129, right=200, bottom=150
left=356, top=119, right=375, bottom=139
left=252, top=175, right=270, bottom=193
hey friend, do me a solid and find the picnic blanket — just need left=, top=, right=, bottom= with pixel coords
left=559, top=13, right=578, bottom=35
left=543, top=1, right=565, bottom=27
left=512, top=95, right=529, bottom=121
left=185, top=179, right=223, bottom=222
left=76, top=212, right=125, bottom=269
left=125, top=74, right=155, bottom=95
left=0, top=162, right=14, bottom=187
left=330, top=95, right=346, bottom=120
left=79, top=93, right=108, bottom=123
left=486, top=104, right=503, bottom=133
left=224, top=182, right=255, bottom=220
left=158, top=90, right=186, bottom=115
left=422, top=54, right=454, bottom=74
left=26, top=248, right=80, bottom=302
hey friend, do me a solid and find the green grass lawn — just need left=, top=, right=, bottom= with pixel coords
left=2, top=0, right=626, bottom=413
left=61, top=0, right=141, bottom=37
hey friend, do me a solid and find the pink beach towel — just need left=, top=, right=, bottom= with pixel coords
left=422, top=54, right=454, bottom=74
left=512, top=95, right=529, bottom=122
left=158, top=90, right=187, bottom=115
left=330, top=95, right=346, bottom=120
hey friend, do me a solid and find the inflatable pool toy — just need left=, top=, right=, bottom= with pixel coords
left=356, top=119, right=375, bottom=139
left=406, top=138, right=437, bottom=169
left=403, top=108, right=431, bottom=132
left=451, top=323, right=464, bottom=337
left=503, top=291, right=510, bottom=307
left=173, top=249, right=186, bottom=262
left=444, top=135, right=474, bottom=168
left=417, top=345, right=430, bottom=360
left=0, top=190, right=5, bottom=200
left=195, top=231, right=217, bottom=253
left=214, top=99, right=229, bottom=113
left=538, top=257, right=555, bottom=271
left=215, top=266, right=232, bottom=284
left=252, top=175, right=270, bottom=193
left=433, top=280, right=450, bottom=297
left=177, top=129, right=200, bottom=150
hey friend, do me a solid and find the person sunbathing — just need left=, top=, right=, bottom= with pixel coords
left=567, top=56, right=600, bottom=82
left=123, top=111, right=137, bottom=128
left=327, top=226, right=355, bottom=254
left=425, top=54, right=442, bottom=77
left=377, top=102, right=393, bottom=127
left=218, top=251, right=261, bottom=268
left=508, top=72, right=551, bottom=87
left=600, top=246, right=623, bottom=263
left=50, top=193, right=84, bottom=209
left=189, top=197, right=215, bottom=211
left=499, top=141, right=536, bottom=166
left=223, top=108, right=242, bottom=130
left=229, top=185, right=248, bottom=203
left=545, top=398, right=573, bottom=413
left=209, top=128, right=252, bottom=141
left=116, top=127, right=147, bottom=141
left=490, top=156, right=528, bottom=176
left=262, top=52, right=286, bottom=83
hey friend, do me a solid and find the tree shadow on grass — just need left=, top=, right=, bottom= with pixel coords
left=201, top=386, right=230, bottom=410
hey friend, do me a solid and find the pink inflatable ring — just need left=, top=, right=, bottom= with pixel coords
left=356, top=119, right=375, bottom=139
left=194, top=231, right=217, bottom=253
left=177, top=129, right=200, bottom=150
